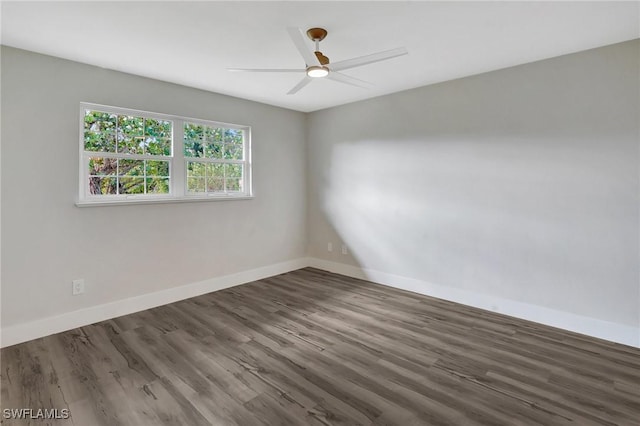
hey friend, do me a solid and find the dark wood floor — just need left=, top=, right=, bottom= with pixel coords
left=1, top=268, right=639, bottom=425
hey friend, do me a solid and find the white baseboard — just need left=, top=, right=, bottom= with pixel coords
left=0, top=257, right=311, bottom=348
left=3, top=256, right=638, bottom=349
left=308, top=258, right=640, bottom=349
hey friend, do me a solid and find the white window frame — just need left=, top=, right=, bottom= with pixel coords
left=77, top=102, right=252, bottom=206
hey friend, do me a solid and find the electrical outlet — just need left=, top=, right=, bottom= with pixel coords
left=327, top=242, right=333, bottom=252
left=72, top=279, right=85, bottom=295
left=341, top=244, right=348, bottom=255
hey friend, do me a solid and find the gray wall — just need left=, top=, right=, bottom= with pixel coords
left=1, top=46, right=307, bottom=327
left=307, top=40, right=639, bottom=328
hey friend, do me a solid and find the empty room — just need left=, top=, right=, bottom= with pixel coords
left=1, top=1, right=639, bottom=425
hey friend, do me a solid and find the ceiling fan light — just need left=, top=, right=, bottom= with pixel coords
left=307, top=66, right=329, bottom=78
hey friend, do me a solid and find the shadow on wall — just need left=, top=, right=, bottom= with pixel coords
left=318, top=134, right=636, bottom=323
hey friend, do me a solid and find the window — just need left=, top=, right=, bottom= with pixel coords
left=184, top=123, right=246, bottom=194
left=78, top=103, right=251, bottom=205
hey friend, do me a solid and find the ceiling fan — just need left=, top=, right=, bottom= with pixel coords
left=228, top=27, right=408, bottom=95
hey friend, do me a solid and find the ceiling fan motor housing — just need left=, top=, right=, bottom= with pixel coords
left=314, top=51, right=330, bottom=65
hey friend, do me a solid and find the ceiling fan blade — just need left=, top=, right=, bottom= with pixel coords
left=287, top=27, right=321, bottom=67
left=287, top=76, right=313, bottom=95
left=228, top=68, right=305, bottom=73
left=328, top=47, right=408, bottom=72
left=327, top=72, right=372, bottom=89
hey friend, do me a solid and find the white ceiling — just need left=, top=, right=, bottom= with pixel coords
left=2, top=1, right=638, bottom=112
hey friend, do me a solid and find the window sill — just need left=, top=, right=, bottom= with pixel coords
left=75, top=195, right=254, bottom=207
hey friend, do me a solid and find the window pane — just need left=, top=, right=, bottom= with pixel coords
left=88, top=176, right=116, bottom=195
left=223, top=128, right=243, bottom=143
left=207, top=177, right=224, bottom=192
left=118, top=115, right=144, bottom=136
left=184, top=123, right=204, bottom=157
left=187, top=161, right=205, bottom=177
left=146, top=160, right=169, bottom=177
left=205, top=164, right=225, bottom=192
left=204, top=126, right=223, bottom=142
left=84, top=111, right=116, bottom=152
left=225, top=178, right=242, bottom=192
left=187, top=177, right=205, bottom=192
left=204, top=127, right=224, bottom=158
left=119, top=177, right=145, bottom=194
left=117, top=115, right=145, bottom=154
left=145, top=137, right=171, bottom=156
left=205, top=141, right=224, bottom=159
left=145, top=118, right=172, bottom=139
left=146, top=177, right=169, bottom=194
left=118, top=159, right=144, bottom=177
left=207, top=163, right=225, bottom=179
left=119, top=136, right=145, bottom=155
left=224, top=142, right=243, bottom=160
left=225, top=164, right=243, bottom=178
left=88, top=157, right=117, bottom=176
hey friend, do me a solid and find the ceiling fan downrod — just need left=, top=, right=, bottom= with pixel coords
left=306, top=28, right=330, bottom=67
